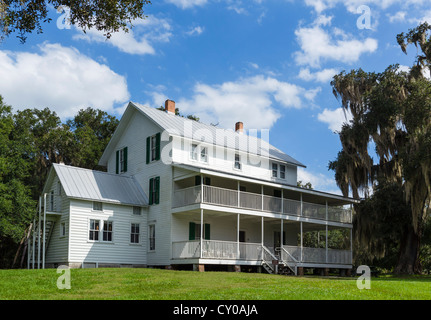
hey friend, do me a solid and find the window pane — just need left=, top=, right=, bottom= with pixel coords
left=272, top=163, right=278, bottom=178
left=280, top=165, right=285, bottom=179
left=200, top=147, right=208, bottom=162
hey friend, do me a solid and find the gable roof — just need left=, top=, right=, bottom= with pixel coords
left=47, top=163, right=148, bottom=206
left=99, top=101, right=306, bottom=168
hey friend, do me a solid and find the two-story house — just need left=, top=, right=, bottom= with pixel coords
left=28, top=100, right=357, bottom=275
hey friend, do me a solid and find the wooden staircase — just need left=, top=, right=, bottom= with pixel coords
left=262, top=246, right=298, bottom=276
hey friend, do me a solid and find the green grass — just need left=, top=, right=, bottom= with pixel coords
left=0, top=268, right=430, bottom=300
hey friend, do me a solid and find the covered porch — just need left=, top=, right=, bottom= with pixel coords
left=171, top=209, right=353, bottom=274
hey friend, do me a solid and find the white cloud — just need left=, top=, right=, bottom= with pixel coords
left=73, top=16, right=172, bottom=55
left=305, top=0, right=427, bottom=14
left=186, top=26, right=204, bottom=36
left=388, top=10, right=407, bottom=23
left=149, top=75, right=319, bottom=130
left=297, top=167, right=340, bottom=194
left=0, top=43, right=130, bottom=119
left=294, top=17, right=378, bottom=68
left=298, top=67, right=339, bottom=83
left=165, top=0, right=208, bottom=9
left=317, top=107, right=353, bottom=132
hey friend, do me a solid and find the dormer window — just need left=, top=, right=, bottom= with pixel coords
left=190, top=144, right=198, bottom=160
left=272, top=162, right=286, bottom=180
left=272, top=163, right=278, bottom=178
left=200, top=146, right=208, bottom=162
left=234, top=153, right=241, bottom=170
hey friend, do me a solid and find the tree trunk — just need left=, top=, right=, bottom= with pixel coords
left=394, top=224, right=421, bottom=274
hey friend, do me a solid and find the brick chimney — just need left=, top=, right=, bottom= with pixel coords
left=165, top=99, right=176, bottom=114
left=235, top=122, right=243, bottom=134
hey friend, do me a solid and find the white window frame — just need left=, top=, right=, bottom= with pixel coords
left=280, top=165, right=286, bottom=179
left=130, top=223, right=140, bottom=244
left=92, top=201, right=103, bottom=211
left=102, top=220, right=113, bottom=242
left=272, top=163, right=278, bottom=178
left=133, top=206, right=141, bottom=215
left=234, top=153, right=241, bottom=170
left=190, top=143, right=198, bottom=161
left=89, top=219, right=100, bottom=241
left=200, top=146, right=208, bottom=163
left=149, top=224, right=155, bottom=251
left=60, top=222, right=66, bottom=237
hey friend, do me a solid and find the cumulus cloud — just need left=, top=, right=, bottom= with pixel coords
left=298, top=67, right=339, bottom=83
left=294, top=19, right=378, bottom=68
left=73, top=16, right=172, bottom=55
left=165, top=0, right=208, bottom=9
left=317, top=107, right=353, bottom=132
left=297, top=167, right=340, bottom=194
left=0, top=43, right=130, bottom=119
left=149, top=75, right=320, bottom=130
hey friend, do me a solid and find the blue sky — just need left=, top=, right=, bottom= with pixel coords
left=0, top=0, right=429, bottom=195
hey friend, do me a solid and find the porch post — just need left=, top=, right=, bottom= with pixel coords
left=37, top=196, right=41, bottom=269
left=325, top=200, right=328, bottom=221
left=32, top=217, right=36, bottom=269
left=200, top=174, right=204, bottom=203
left=325, top=224, right=328, bottom=263
left=300, top=221, right=303, bottom=262
left=237, top=214, right=240, bottom=259
left=43, top=193, right=46, bottom=269
left=261, top=217, right=264, bottom=246
left=200, top=209, right=203, bottom=258
left=280, top=219, right=283, bottom=249
left=281, top=189, right=284, bottom=214
left=237, top=181, right=240, bottom=208
left=300, top=193, right=303, bottom=216
left=261, top=185, right=264, bottom=211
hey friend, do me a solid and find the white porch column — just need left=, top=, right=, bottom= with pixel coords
left=237, top=214, right=240, bottom=259
left=325, top=225, right=328, bottom=263
left=37, top=196, right=41, bottom=269
left=281, top=189, right=284, bottom=214
left=300, top=221, right=303, bottom=262
left=300, top=193, right=303, bottom=216
left=237, top=181, right=240, bottom=208
left=200, top=208, right=203, bottom=258
left=32, top=217, right=36, bottom=269
left=280, top=219, right=284, bottom=248
left=261, top=185, right=264, bottom=211
left=43, top=193, right=47, bottom=269
left=325, top=200, right=328, bottom=221
left=261, top=217, right=264, bottom=246
left=200, top=174, right=204, bottom=203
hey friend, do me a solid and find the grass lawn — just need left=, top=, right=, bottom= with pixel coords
left=0, top=268, right=430, bottom=300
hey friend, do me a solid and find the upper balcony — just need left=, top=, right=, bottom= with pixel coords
left=172, top=181, right=353, bottom=224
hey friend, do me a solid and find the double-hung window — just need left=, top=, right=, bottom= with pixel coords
left=116, top=147, right=128, bottom=174
left=149, top=177, right=160, bottom=205
left=190, top=144, right=198, bottom=160
left=272, top=163, right=278, bottom=178
left=89, top=219, right=100, bottom=241
left=131, top=223, right=140, bottom=244
left=200, top=146, right=208, bottom=162
left=149, top=225, right=155, bottom=251
left=146, top=133, right=161, bottom=163
left=280, top=165, right=286, bottom=179
left=103, top=221, right=113, bottom=242
left=234, top=153, right=241, bottom=170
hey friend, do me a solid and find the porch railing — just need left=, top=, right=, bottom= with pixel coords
left=172, top=240, right=352, bottom=265
left=172, top=185, right=352, bottom=223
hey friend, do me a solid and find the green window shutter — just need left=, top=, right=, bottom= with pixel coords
left=123, top=147, right=128, bottom=172
left=189, top=222, right=196, bottom=240
left=146, top=136, right=150, bottom=164
left=155, top=132, right=161, bottom=161
left=204, top=224, right=210, bottom=240
left=155, top=176, right=160, bottom=204
left=149, top=178, right=154, bottom=205
left=115, top=150, right=119, bottom=174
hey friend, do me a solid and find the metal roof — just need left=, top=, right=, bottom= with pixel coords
left=52, top=163, right=148, bottom=206
left=131, top=102, right=306, bottom=168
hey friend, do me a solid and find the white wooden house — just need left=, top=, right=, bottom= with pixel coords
left=29, top=100, right=358, bottom=275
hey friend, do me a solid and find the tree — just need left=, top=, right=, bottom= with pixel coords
left=0, top=0, right=151, bottom=43
left=329, top=23, right=431, bottom=274
left=66, top=107, right=119, bottom=170
left=0, top=97, right=35, bottom=268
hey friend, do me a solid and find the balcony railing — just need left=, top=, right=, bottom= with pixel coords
left=171, top=240, right=352, bottom=265
left=172, top=185, right=352, bottom=224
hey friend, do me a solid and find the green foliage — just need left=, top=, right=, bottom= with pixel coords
left=0, top=97, right=119, bottom=268
left=329, top=23, right=431, bottom=274
left=0, top=0, right=152, bottom=43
